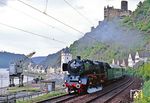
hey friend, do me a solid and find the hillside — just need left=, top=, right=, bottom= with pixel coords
left=122, top=0, right=150, bottom=44
left=123, top=0, right=150, bottom=51
left=41, top=51, right=61, bottom=68
left=70, top=18, right=146, bottom=63
left=123, top=0, right=150, bottom=32
left=0, top=51, right=25, bottom=68
left=31, top=56, right=46, bottom=64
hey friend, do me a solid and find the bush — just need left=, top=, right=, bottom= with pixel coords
left=134, top=80, right=150, bottom=103
left=123, top=0, right=150, bottom=32
left=143, top=80, right=150, bottom=97
left=126, top=63, right=150, bottom=103
left=123, top=17, right=131, bottom=23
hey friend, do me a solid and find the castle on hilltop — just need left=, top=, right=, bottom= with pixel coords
left=104, top=0, right=132, bottom=20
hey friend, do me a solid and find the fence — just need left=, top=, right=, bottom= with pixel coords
left=0, top=88, right=66, bottom=103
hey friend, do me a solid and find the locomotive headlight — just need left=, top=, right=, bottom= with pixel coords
left=76, top=84, right=80, bottom=88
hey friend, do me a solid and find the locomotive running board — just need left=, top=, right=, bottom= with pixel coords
left=87, top=86, right=102, bottom=93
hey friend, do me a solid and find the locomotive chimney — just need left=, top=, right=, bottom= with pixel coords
left=77, top=56, right=81, bottom=60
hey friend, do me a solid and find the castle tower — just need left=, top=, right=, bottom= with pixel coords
left=128, top=53, right=134, bottom=67
left=135, top=51, right=140, bottom=63
left=61, top=47, right=72, bottom=69
left=121, top=0, right=128, bottom=11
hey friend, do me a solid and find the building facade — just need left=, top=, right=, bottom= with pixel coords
left=61, top=47, right=72, bottom=69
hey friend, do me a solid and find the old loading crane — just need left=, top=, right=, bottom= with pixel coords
left=9, top=52, right=36, bottom=87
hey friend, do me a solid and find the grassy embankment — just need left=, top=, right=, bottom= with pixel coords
left=16, top=91, right=66, bottom=103
left=8, top=86, right=40, bottom=94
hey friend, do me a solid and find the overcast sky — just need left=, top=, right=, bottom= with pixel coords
left=0, top=0, right=144, bottom=56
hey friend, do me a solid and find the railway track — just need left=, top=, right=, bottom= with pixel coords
left=60, top=76, right=133, bottom=103
left=87, top=78, right=134, bottom=103
left=37, top=76, right=133, bottom=103
left=36, top=94, right=77, bottom=103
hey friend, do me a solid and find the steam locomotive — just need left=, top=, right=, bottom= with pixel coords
left=62, top=56, right=125, bottom=94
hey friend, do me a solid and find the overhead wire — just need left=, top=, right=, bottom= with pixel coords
left=0, top=22, right=66, bottom=44
left=17, top=0, right=102, bottom=43
left=0, top=1, right=74, bottom=37
left=63, top=0, right=94, bottom=25
left=17, top=0, right=84, bottom=34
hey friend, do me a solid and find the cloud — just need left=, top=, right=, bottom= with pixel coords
left=0, top=0, right=8, bottom=6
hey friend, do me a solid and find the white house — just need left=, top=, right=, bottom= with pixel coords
left=135, top=51, right=140, bottom=63
left=120, top=59, right=126, bottom=67
left=112, top=59, right=115, bottom=65
left=128, top=54, right=134, bottom=67
left=117, top=60, right=120, bottom=66
left=112, top=51, right=150, bottom=68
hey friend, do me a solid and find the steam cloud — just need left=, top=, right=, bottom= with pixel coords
left=84, top=17, right=144, bottom=49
